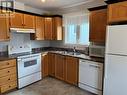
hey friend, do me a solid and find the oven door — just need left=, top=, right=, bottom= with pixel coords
left=17, top=55, right=41, bottom=78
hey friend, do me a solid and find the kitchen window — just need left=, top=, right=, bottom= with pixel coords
left=64, top=12, right=89, bottom=45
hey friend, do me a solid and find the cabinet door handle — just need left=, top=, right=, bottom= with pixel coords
left=6, top=62, right=10, bottom=65
left=7, top=36, right=10, bottom=39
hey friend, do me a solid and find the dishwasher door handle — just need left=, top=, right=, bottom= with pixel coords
left=89, top=64, right=100, bottom=69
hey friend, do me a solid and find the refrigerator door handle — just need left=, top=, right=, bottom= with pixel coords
left=104, top=59, right=108, bottom=79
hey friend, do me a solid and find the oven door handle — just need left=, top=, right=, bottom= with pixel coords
left=18, top=55, right=39, bottom=59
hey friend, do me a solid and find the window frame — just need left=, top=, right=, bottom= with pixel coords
left=64, top=23, right=89, bottom=46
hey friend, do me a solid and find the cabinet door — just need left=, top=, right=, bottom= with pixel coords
left=89, top=9, right=107, bottom=43
left=31, top=16, right=44, bottom=40
left=48, top=53, right=55, bottom=77
left=44, top=17, right=53, bottom=40
left=108, top=1, right=127, bottom=24
left=53, top=17, right=63, bottom=40
left=55, top=54, right=65, bottom=80
left=24, top=14, right=35, bottom=29
left=0, top=13, right=10, bottom=41
left=65, top=56, right=78, bottom=85
left=42, top=53, right=49, bottom=78
left=9, top=12, right=24, bottom=28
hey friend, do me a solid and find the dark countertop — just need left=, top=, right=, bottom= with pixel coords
left=0, top=55, right=16, bottom=61
left=0, top=52, right=41, bottom=61
left=42, top=51, right=104, bottom=63
left=0, top=50, right=104, bottom=63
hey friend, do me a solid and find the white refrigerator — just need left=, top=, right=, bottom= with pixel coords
left=104, top=25, right=127, bottom=95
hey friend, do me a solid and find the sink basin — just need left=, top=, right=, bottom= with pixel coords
left=54, top=51, right=81, bottom=56
left=74, top=52, right=81, bottom=55
left=66, top=52, right=81, bottom=56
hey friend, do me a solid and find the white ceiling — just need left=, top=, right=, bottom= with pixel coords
left=15, top=0, right=106, bottom=11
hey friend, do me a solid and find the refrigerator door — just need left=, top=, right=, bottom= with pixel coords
left=104, top=54, right=127, bottom=95
left=106, top=25, right=127, bottom=55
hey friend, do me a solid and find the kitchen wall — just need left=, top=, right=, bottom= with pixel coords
left=50, top=40, right=88, bottom=51
left=14, top=1, right=49, bottom=14
left=50, top=0, right=106, bottom=14
left=0, top=33, right=50, bottom=53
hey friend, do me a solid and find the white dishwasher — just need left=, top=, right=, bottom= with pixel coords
left=79, top=59, right=103, bottom=95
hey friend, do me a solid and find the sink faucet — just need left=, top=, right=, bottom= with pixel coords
left=73, top=47, right=76, bottom=53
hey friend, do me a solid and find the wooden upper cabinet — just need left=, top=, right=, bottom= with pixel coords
left=10, top=12, right=24, bottom=28
left=65, top=56, right=78, bottom=85
left=42, top=53, right=49, bottom=78
left=108, top=1, right=127, bottom=24
left=89, top=8, right=107, bottom=43
left=0, top=11, right=10, bottom=41
left=10, top=12, right=35, bottom=29
left=53, top=17, right=63, bottom=40
left=31, top=16, right=44, bottom=40
left=55, top=54, right=65, bottom=80
left=44, top=17, right=53, bottom=40
left=24, top=14, right=35, bottom=29
left=48, top=53, right=55, bottom=77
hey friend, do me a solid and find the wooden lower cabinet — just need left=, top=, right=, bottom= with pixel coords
left=48, top=53, right=55, bottom=77
left=0, top=59, right=16, bottom=70
left=42, top=53, right=79, bottom=85
left=42, top=53, right=49, bottom=78
left=0, top=67, right=16, bottom=78
left=0, top=59, right=17, bottom=94
left=0, top=74, right=17, bottom=85
left=65, top=56, right=78, bottom=85
left=0, top=81, right=17, bottom=93
left=55, top=54, right=66, bottom=80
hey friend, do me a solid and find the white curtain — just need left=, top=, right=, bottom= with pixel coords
left=63, top=12, right=89, bottom=26
left=63, top=11, right=89, bottom=45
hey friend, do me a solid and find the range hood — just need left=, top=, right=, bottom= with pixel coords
left=10, top=28, right=35, bottom=33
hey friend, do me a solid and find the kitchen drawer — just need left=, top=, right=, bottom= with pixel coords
left=0, top=74, right=17, bottom=86
left=0, top=59, right=16, bottom=70
left=0, top=67, right=16, bottom=78
left=0, top=81, right=17, bottom=93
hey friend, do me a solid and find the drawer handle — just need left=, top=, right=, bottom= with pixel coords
left=8, top=71, right=10, bottom=73
left=9, top=86, right=11, bottom=88
left=8, top=78, right=10, bottom=80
